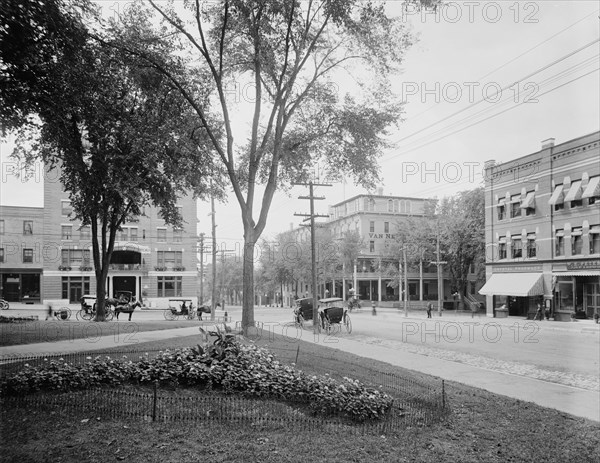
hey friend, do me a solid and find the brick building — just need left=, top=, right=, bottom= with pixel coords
left=0, top=170, right=199, bottom=303
left=480, top=131, right=600, bottom=320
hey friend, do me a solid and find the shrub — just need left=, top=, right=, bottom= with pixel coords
left=0, top=332, right=393, bottom=421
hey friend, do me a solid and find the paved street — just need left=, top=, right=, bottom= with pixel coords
left=2, top=302, right=599, bottom=421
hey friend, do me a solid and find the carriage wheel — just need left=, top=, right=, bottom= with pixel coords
left=77, top=309, right=92, bottom=321
left=58, top=307, right=72, bottom=320
left=323, top=318, right=331, bottom=334
left=164, top=309, right=176, bottom=321
left=344, top=314, right=352, bottom=334
left=0, top=299, right=9, bottom=310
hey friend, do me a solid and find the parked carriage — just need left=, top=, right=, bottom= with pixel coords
left=318, top=297, right=352, bottom=334
left=164, top=298, right=197, bottom=321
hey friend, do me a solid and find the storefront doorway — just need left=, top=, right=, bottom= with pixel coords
left=112, top=276, right=137, bottom=299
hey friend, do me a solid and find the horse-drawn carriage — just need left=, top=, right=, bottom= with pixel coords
left=318, top=297, right=352, bottom=334
left=293, top=297, right=352, bottom=334
left=112, top=291, right=141, bottom=321
left=164, top=298, right=198, bottom=321
left=77, top=295, right=114, bottom=321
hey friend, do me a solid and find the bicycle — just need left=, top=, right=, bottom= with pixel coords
left=0, top=299, right=9, bottom=310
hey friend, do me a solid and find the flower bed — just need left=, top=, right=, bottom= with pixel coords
left=0, top=328, right=392, bottom=422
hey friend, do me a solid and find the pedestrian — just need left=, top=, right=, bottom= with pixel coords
left=45, top=302, right=53, bottom=320
left=324, top=289, right=330, bottom=298
left=426, top=302, right=433, bottom=319
left=594, top=311, right=599, bottom=324
left=535, top=303, right=543, bottom=321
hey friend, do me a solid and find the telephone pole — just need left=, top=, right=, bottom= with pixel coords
left=219, top=248, right=235, bottom=311
left=198, top=233, right=208, bottom=305
left=294, top=180, right=331, bottom=333
left=210, top=195, right=217, bottom=321
left=431, top=225, right=447, bottom=317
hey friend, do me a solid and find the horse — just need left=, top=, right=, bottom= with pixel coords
left=114, top=301, right=142, bottom=321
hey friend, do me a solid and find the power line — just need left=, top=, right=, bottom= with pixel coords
left=388, top=37, right=600, bottom=148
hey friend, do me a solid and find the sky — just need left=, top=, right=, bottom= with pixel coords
left=1, top=0, right=599, bottom=252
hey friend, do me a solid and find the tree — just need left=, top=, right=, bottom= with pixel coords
left=438, top=187, right=485, bottom=300
left=108, top=0, right=436, bottom=331
left=1, top=1, right=216, bottom=319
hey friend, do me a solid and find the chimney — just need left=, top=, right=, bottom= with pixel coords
left=541, top=138, right=555, bottom=150
left=377, top=187, right=384, bottom=196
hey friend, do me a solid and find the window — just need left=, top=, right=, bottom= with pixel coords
left=23, top=248, right=33, bottom=263
left=590, top=227, right=600, bottom=254
left=564, top=180, right=582, bottom=208
left=23, top=220, right=33, bottom=235
left=497, top=201, right=506, bottom=220
left=369, top=199, right=375, bottom=211
left=79, top=226, right=91, bottom=240
left=173, top=228, right=182, bottom=243
left=0, top=220, right=4, bottom=234
left=369, top=221, right=375, bottom=233
left=527, top=234, right=537, bottom=258
left=555, top=230, right=564, bottom=256
left=498, top=240, right=507, bottom=260
left=521, top=191, right=536, bottom=216
left=369, top=241, right=375, bottom=253
left=61, top=225, right=73, bottom=240
left=61, top=200, right=72, bottom=216
left=510, top=196, right=521, bottom=218
left=571, top=228, right=583, bottom=255
left=130, top=227, right=138, bottom=241
left=388, top=199, right=394, bottom=212
left=583, top=176, right=600, bottom=205
left=384, top=222, right=389, bottom=234
left=511, top=237, right=522, bottom=259
left=157, top=228, right=167, bottom=242
left=118, top=228, right=128, bottom=242
left=157, top=276, right=182, bottom=297
left=549, top=184, right=565, bottom=211
left=157, top=251, right=183, bottom=268
left=62, top=249, right=90, bottom=266
left=0, top=248, right=4, bottom=263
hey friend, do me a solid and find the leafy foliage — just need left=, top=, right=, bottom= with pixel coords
left=1, top=335, right=392, bottom=422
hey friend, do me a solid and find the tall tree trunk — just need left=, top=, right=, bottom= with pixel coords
left=242, top=234, right=256, bottom=334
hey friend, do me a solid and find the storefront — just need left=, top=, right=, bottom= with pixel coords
left=0, top=270, right=42, bottom=302
left=479, top=269, right=546, bottom=318
left=552, top=260, right=600, bottom=321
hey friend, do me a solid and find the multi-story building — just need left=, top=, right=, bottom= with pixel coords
left=279, top=189, right=476, bottom=307
left=480, top=131, right=600, bottom=320
left=0, top=205, right=44, bottom=302
left=0, top=170, right=199, bottom=303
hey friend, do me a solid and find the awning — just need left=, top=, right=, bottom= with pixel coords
left=563, top=180, right=582, bottom=202
left=548, top=184, right=564, bottom=205
left=582, top=176, right=600, bottom=199
left=479, top=273, right=544, bottom=297
left=553, top=271, right=600, bottom=277
left=520, top=191, right=535, bottom=209
left=113, top=242, right=151, bottom=254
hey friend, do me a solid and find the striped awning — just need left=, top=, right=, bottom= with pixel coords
left=479, top=273, right=544, bottom=297
left=564, top=180, right=582, bottom=202
left=553, top=271, right=600, bottom=277
left=582, top=176, right=600, bottom=199
left=548, top=184, right=564, bottom=205
left=520, top=191, right=535, bottom=209
left=113, top=242, right=151, bottom=254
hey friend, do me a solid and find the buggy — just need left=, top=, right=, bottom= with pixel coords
left=293, top=297, right=316, bottom=329
left=164, top=298, right=196, bottom=320
left=319, top=297, right=352, bottom=334
left=76, top=295, right=114, bottom=321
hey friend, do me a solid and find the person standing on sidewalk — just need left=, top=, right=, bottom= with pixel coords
left=426, top=302, right=433, bottom=318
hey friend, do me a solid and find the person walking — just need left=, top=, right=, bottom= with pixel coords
left=426, top=302, right=433, bottom=318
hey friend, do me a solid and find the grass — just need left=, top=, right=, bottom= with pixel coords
left=1, top=323, right=600, bottom=462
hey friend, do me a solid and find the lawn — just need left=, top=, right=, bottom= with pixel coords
left=1, top=323, right=599, bottom=462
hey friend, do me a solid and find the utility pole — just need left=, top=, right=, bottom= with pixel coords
left=198, top=233, right=206, bottom=305
left=294, top=180, right=331, bottom=333
left=210, top=195, right=217, bottom=321
left=403, top=246, right=408, bottom=317
left=431, top=225, right=447, bottom=317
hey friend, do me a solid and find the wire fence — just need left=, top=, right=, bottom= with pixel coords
left=0, top=344, right=449, bottom=434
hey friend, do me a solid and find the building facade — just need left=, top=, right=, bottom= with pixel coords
left=279, top=189, right=477, bottom=308
left=0, top=205, right=44, bottom=302
left=0, top=173, right=199, bottom=304
left=480, top=131, right=600, bottom=320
